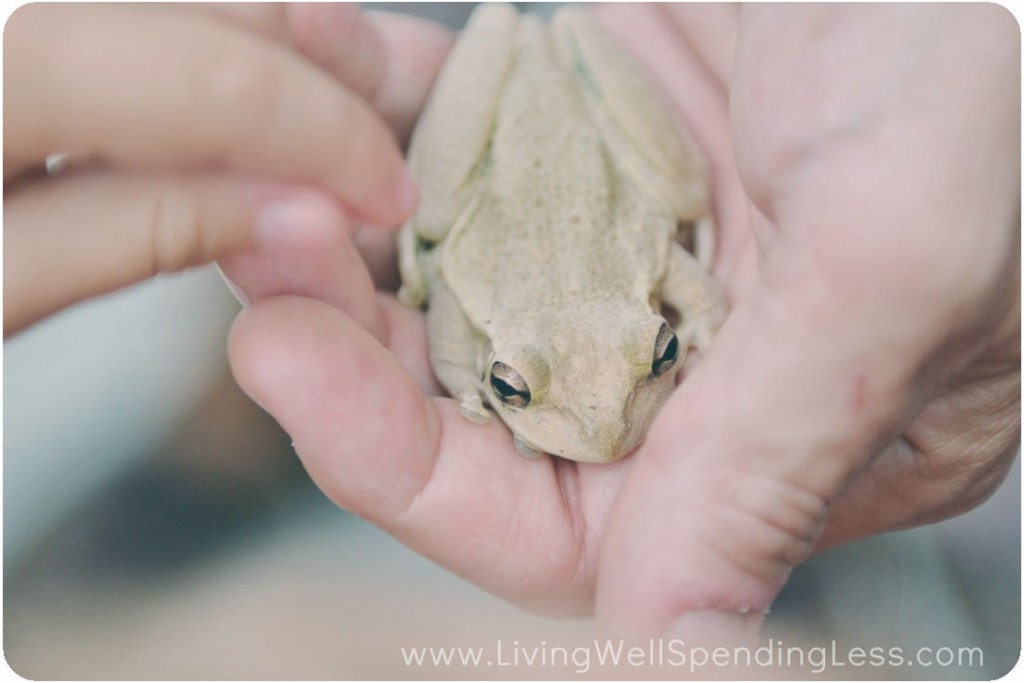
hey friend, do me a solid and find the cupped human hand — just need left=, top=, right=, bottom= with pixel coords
left=3, top=3, right=450, bottom=335
left=595, top=3, right=1020, bottom=641
left=226, top=3, right=1020, bottom=642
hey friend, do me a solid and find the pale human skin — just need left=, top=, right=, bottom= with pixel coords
left=6, top=3, right=1019, bottom=644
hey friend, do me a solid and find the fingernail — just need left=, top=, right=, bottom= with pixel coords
left=256, top=194, right=338, bottom=247
left=216, top=263, right=249, bottom=308
left=668, top=608, right=763, bottom=647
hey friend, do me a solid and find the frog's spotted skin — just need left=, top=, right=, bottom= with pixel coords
left=398, top=3, right=726, bottom=463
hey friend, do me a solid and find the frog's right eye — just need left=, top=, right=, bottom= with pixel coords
left=489, top=361, right=531, bottom=408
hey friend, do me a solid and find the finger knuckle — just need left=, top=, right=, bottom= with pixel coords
left=148, top=182, right=203, bottom=275
left=698, top=467, right=830, bottom=589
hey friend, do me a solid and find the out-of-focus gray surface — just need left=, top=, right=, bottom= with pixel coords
left=5, top=455, right=1018, bottom=679
left=768, top=456, right=1020, bottom=679
left=4, top=267, right=241, bottom=563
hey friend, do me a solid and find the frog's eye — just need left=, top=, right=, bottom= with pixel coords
left=651, top=322, right=679, bottom=377
left=490, top=361, right=531, bottom=408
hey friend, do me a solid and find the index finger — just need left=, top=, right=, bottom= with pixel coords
left=4, top=3, right=416, bottom=226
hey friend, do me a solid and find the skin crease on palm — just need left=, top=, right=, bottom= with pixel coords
left=224, top=3, right=1020, bottom=644
left=7, top=3, right=1015, bottom=646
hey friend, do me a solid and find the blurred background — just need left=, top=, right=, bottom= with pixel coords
left=4, top=3, right=1019, bottom=680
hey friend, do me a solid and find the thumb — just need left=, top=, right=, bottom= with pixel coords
left=595, top=285, right=903, bottom=644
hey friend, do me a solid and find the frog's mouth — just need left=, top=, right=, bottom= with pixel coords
left=507, top=368, right=675, bottom=464
left=498, top=395, right=657, bottom=465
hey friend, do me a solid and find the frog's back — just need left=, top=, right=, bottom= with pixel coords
left=439, top=13, right=675, bottom=330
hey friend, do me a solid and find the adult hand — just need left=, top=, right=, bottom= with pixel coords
left=594, top=3, right=1020, bottom=641
left=226, top=4, right=1019, bottom=643
left=4, top=3, right=450, bottom=335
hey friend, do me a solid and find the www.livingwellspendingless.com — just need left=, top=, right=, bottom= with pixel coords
left=400, top=638, right=986, bottom=675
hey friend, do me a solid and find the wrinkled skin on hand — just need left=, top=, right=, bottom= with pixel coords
left=225, top=4, right=1020, bottom=643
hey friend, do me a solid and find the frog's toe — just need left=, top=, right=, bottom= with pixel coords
left=459, top=392, right=491, bottom=424
left=397, top=283, right=426, bottom=309
left=513, top=435, right=546, bottom=460
left=679, top=318, right=716, bottom=355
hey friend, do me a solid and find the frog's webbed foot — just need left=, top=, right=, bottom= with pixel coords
left=678, top=315, right=717, bottom=356
left=458, top=391, right=491, bottom=424
left=397, top=219, right=427, bottom=308
left=662, top=242, right=728, bottom=355
left=513, top=435, right=545, bottom=460
left=458, top=394, right=548, bottom=462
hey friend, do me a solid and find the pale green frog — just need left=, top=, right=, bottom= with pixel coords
left=399, top=4, right=727, bottom=463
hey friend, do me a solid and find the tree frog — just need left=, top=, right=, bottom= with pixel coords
left=398, top=4, right=727, bottom=463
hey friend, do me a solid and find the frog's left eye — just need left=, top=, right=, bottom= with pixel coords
left=651, top=322, right=679, bottom=377
left=490, top=361, right=531, bottom=408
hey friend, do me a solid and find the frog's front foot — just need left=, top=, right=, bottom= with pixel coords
left=396, top=284, right=421, bottom=309
left=679, top=314, right=720, bottom=355
left=662, top=242, right=728, bottom=356
left=513, top=435, right=545, bottom=460
left=459, top=391, right=491, bottom=424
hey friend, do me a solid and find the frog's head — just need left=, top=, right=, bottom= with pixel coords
left=484, top=302, right=681, bottom=463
